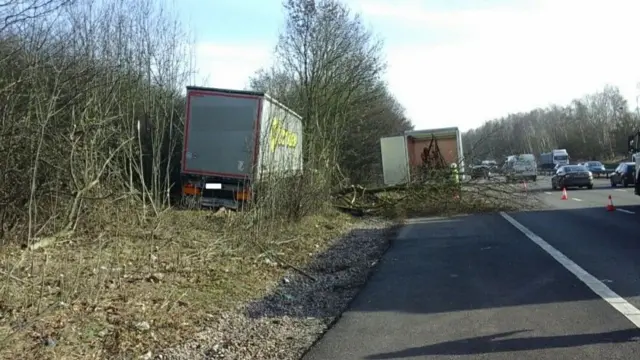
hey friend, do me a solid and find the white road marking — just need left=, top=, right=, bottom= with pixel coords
left=544, top=192, right=552, bottom=195
left=617, top=208, right=636, bottom=214
left=500, top=212, right=640, bottom=328
left=614, top=189, right=627, bottom=192
left=572, top=198, right=582, bottom=201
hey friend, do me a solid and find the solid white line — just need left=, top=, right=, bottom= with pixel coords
left=572, top=198, right=582, bottom=201
left=616, top=209, right=636, bottom=214
left=614, top=189, right=626, bottom=192
left=544, top=192, right=552, bottom=195
left=500, top=212, right=640, bottom=328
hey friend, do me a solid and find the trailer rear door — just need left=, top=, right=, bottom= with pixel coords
left=381, top=136, right=410, bottom=185
left=182, top=90, right=262, bottom=178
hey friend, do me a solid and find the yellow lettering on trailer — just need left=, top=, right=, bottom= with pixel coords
left=269, top=118, right=298, bottom=152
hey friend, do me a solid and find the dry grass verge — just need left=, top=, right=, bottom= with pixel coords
left=159, top=219, right=397, bottom=360
left=0, top=178, right=539, bottom=360
left=0, top=207, right=366, bottom=359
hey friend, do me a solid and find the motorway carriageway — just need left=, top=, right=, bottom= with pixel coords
left=303, top=176, right=640, bottom=360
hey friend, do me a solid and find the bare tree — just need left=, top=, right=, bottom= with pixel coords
left=0, top=0, right=192, bottom=244
left=250, top=0, right=412, bottom=193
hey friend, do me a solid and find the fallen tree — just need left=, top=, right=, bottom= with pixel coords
left=332, top=177, right=539, bottom=218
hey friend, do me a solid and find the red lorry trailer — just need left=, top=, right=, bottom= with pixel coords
left=181, top=86, right=303, bottom=209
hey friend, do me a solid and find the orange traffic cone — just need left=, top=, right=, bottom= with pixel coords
left=561, top=187, right=568, bottom=200
left=606, top=195, right=616, bottom=211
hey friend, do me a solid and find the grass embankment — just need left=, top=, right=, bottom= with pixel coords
left=0, top=180, right=531, bottom=359
left=0, top=207, right=358, bottom=359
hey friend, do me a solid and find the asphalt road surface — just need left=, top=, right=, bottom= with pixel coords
left=303, top=176, right=640, bottom=360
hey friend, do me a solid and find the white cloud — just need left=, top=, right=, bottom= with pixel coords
left=351, top=0, right=640, bottom=131
left=192, top=0, right=640, bottom=131
left=193, top=43, right=274, bottom=89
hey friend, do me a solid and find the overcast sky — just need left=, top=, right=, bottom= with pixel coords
left=182, top=0, right=640, bottom=131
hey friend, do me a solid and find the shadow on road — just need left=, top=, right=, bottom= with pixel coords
left=247, top=208, right=640, bottom=322
left=245, top=224, right=400, bottom=319
left=245, top=206, right=640, bottom=360
left=364, top=329, right=640, bottom=359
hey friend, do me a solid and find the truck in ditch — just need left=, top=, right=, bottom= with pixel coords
left=180, top=86, right=303, bottom=209
left=380, top=127, right=465, bottom=186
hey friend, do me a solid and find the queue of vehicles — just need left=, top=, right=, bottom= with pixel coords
left=475, top=147, right=638, bottom=191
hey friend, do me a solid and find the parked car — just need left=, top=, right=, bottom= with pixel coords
left=551, top=165, right=593, bottom=190
left=582, top=161, right=607, bottom=178
left=610, top=162, right=636, bottom=187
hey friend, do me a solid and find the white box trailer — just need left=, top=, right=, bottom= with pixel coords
left=380, top=127, right=465, bottom=186
left=181, top=86, right=303, bottom=208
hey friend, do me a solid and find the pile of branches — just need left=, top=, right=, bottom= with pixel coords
left=331, top=177, right=536, bottom=218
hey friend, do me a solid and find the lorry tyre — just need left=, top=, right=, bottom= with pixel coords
left=587, top=184, right=593, bottom=189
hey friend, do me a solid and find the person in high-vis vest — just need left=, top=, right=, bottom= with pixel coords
left=450, top=163, right=459, bottom=184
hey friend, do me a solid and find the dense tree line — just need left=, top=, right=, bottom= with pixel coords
left=0, top=0, right=194, bottom=242
left=463, top=85, right=639, bottom=163
left=0, top=0, right=412, bottom=242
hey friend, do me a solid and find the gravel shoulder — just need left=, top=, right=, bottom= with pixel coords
left=157, top=218, right=398, bottom=360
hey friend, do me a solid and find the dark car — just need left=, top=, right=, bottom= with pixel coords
left=610, top=162, right=636, bottom=187
left=471, top=165, right=491, bottom=180
left=551, top=165, right=593, bottom=190
left=582, top=161, right=607, bottom=178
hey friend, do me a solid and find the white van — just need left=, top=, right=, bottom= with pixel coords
left=504, top=154, right=537, bottom=182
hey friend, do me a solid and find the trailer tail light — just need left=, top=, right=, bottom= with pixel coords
left=234, top=190, right=250, bottom=201
left=182, top=183, right=201, bottom=196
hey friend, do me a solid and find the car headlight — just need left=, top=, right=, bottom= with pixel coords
left=588, top=171, right=593, bottom=178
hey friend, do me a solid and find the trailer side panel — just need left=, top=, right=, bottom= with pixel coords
left=256, top=97, right=303, bottom=180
